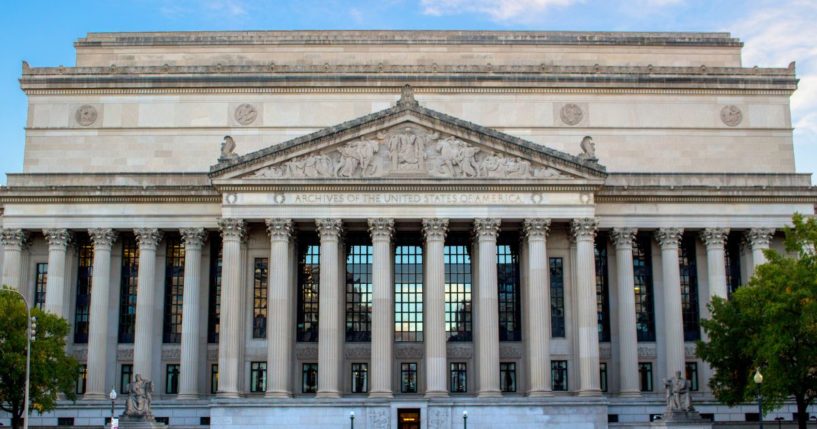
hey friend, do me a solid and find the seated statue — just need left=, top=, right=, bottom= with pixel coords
left=664, top=371, right=694, bottom=415
left=124, top=374, right=154, bottom=419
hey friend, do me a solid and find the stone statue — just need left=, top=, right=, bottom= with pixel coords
left=220, top=135, right=238, bottom=162
left=578, top=136, right=598, bottom=163
left=664, top=371, right=694, bottom=414
left=120, top=374, right=167, bottom=428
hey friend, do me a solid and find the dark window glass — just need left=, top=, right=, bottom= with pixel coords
left=297, top=234, right=320, bottom=342
left=725, top=232, right=743, bottom=296
left=600, top=362, right=608, bottom=393
left=351, top=363, right=368, bottom=393
left=680, top=234, right=701, bottom=341
left=639, top=362, right=653, bottom=392
left=207, top=234, right=222, bottom=344
left=595, top=234, right=611, bottom=342
left=550, top=257, right=565, bottom=337
left=346, top=237, right=372, bottom=342
left=302, top=363, right=318, bottom=393
left=633, top=233, right=656, bottom=342
left=395, top=240, right=423, bottom=342
left=120, top=364, right=133, bottom=394
left=551, top=360, right=568, bottom=391
left=497, top=235, right=521, bottom=342
left=73, top=240, right=94, bottom=343
left=250, top=362, right=267, bottom=393
left=500, top=362, right=517, bottom=393
left=165, top=364, right=180, bottom=394
left=210, top=364, right=218, bottom=394
left=253, top=258, right=268, bottom=339
left=445, top=234, right=472, bottom=342
left=449, top=362, right=467, bottom=393
left=400, top=362, right=418, bottom=393
left=163, top=237, right=185, bottom=343
left=686, top=362, right=699, bottom=391
left=118, top=238, right=139, bottom=343
left=76, top=364, right=87, bottom=394
left=34, top=263, right=47, bottom=309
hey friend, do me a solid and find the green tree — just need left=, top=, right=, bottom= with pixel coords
left=0, top=288, right=79, bottom=429
left=697, top=214, right=817, bottom=429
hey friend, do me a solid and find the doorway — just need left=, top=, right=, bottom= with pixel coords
left=398, top=408, right=421, bottom=429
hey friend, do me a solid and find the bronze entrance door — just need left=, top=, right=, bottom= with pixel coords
left=397, top=409, right=421, bottom=429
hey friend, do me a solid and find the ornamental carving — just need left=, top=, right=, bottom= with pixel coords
left=611, top=228, right=638, bottom=248
left=265, top=218, right=294, bottom=240
left=428, top=408, right=450, bottom=429
left=75, top=105, right=98, bottom=126
left=499, top=343, right=523, bottom=359
left=234, top=103, right=258, bottom=125
left=89, top=228, right=118, bottom=248
left=207, top=349, right=218, bottom=361
left=560, top=103, right=584, bottom=125
left=474, top=218, right=501, bottom=238
left=43, top=229, right=73, bottom=248
left=599, top=343, right=612, bottom=359
left=720, top=105, right=743, bottom=127
left=700, top=228, right=729, bottom=248
left=746, top=228, right=774, bottom=247
left=135, top=228, right=163, bottom=249
left=0, top=229, right=29, bottom=249
left=523, top=218, right=551, bottom=239
left=73, top=347, right=88, bottom=361
left=295, top=345, right=318, bottom=360
left=395, top=344, right=424, bottom=359
left=316, top=219, right=343, bottom=239
left=367, top=408, right=389, bottom=429
left=570, top=218, right=598, bottom=240
left=656, top=228, right=684, bottom=248
left=422, top=218, right=449, bottom=241
left=447, top=344, right=473, bottom=359
left=117, top=348, right=134, bottom=361
left=637, top=344, right=656, bottom=358
left=685, top=344, right=697, bottom=359
left=162, top=347, right=181, bottom=360
left=180, top=228, right=207, bottom=248
left=344, top=345, right=371, bottom=359
left=218, top=219, right=246, bottom=241
left=368, top=218, right=394, bottom=240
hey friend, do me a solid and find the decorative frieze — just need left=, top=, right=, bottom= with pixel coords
left=523, top=218, right=550, bottom=239
left=295, top=345, right=319, bottom=360
left=447, top=344, right=473, bottom=359
left=611, top=227, right=638, bottom=248
left=265, top=218, right=294, bottom=240
left=368, top=218, right=394, bottom=241
left=344, top=345, right=371, bottom=359
left=134, top=228, right=163, bottom=249
left=499, top=343, right=523, bottom=359
left=700, top=228, right=729, bottom=248
left=422, top=218, right=448, bottom=241
left=656, top=228, right=684, bottom=248
left=395, top=344, right=424, bottom=359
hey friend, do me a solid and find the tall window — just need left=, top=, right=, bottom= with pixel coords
left=351, top=363, right=368, bottom=393
left=595, top=234, right=611, bottom=342
left=163, top=238, right=185, bottom=343
left=165, top=364, right=180, bottom=394
left=73, top=240, right=94, bottom=344
left=302, top=363, right=318, bottom=393
left=445, top=234, right=472, bottom=342
left=600, top=362, right=608, bottom=393
left=550, top=257, right=565, bottom=338
left=551, top=361, right=568, bottom=392
left=401, top=363, right=418, bottom=393
left=118, top=238, right=139, bottom=343
left=639, top=362, right=653, bottom=392
left=207, top=234, right=222, bottom=344
left=500, top=362, right=517, bottom=393
left=680, top=234, right=700, bottom=341
left=449, top=362, right=467, bottom=393
left=725, top=232, right=743, bottom=296
left=497, top=235, right=521, bottom=342
left=686, top=362, right=699, bottom=391
left=250, top=362, right=267, bottom=393
left=297, top=234, right=320, bottom=342
left=395, top=240, right=423, bottom=342
left=34, top=263, right=47, bottom=309
left=76, top=365, right=87, bottom=394
left=210, top=364, right=218, bottom=394
left=120, top=364, right=133, bottom=394
left=346, top=237, right=372, bottom=342
left=252, top=258, right=268, bottom=339
left=633, top=233, right=656, bottom=342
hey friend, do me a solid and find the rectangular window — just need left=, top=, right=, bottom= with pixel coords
left=445, top=234, right=472, bottom=342
left=163, top=237, right=185, bottom=344
left=725, top=232, right=743, bottom=296
left=118, top=238, right=139, bottom=343
left=297, top=234, right=320, bottom=342
left=73, top=240, right=94, bottom=343
left=500, top=362, right=517, bottom=393
left=680, top=234, right=701, bottom=341
left=351, top=363, right=368, bottom=393
left=253, top=258, right=268, bottom=339
left=497, top=235, right=521, bottom=342
left=401, top=363, right=418, bottom=393
left=120, top=364, right=133, bottom=394
left=595, top=234, right=611, bottom=342
left=639, top=362, right=653, bottom=392
left=633, top=233, right=656, bottom=342
left=207, top=234, right=222, bottom=344
left=346, top=237, right=373, bottom=342
left=250, top=361, right=267, bottom=393
left=34, top=263, right=47, bottom=309
left=551, top=360, right=568, bottom=392
left=449, top=362, right=467, bottom=393
left=686, top=362, right=699, bottom=392
left=210, top=364, right=218, bottom=394
left=600, top=362, right=608, bottom=393
left=76, top=364, right=87, bottom=394
left=302, top=363, right=318, bottom=393
left=395, top=241, right=423, bottom=342
left=550, top=257, right=565, bottom=338
left=165, top=364, right=180, bottom=394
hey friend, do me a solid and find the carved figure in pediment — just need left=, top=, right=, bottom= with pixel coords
left=504, top=157, right=531, bottom=177
left=336, top=139, right=379, bottom=177
left=532, top=167, right=563, bottom=178
left=435, top=136, right=479, bottom=177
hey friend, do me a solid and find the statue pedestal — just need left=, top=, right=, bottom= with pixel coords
left=651, top=410, right=712, bottom=429
left=116, top=415, right=168, bottom=428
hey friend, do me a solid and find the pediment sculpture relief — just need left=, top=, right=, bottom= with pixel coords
left=251, top=124, right=570, bottom=179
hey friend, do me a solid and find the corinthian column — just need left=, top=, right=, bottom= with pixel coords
left=523, top=219, right=552, bottom=396
left=133, top=228, right=163, bottom=383
left=178, top=228, right=206, bottom=399
left=746, top=228, right=774, bottom=276
left=657, top=228, right=685, bottom=379
left=217, top=219, right=245, bottom=398
left=474, top=218, right=501, bottom=397
left=571, top=218, right=601, bottom=395
left=369, top=218, right=394, bottom=398
left=422, top=218, right=448, bottom=397
left=43, top=229, right=72, bottom=317
left=611, top=228, right=640, bottom=396
left=316, top=219, right=343, bottom=398
left=701, top=228, right=729, bottom=301
left=85, top=228, right=117, bottom=399
left=265, top=219, right=294, bottom=398
left=0, top=229, right=28, bottom=290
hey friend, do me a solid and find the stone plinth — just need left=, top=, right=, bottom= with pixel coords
left=117, top=415, right=168, bottom=429
left=651, top=411, right=713, bottom=429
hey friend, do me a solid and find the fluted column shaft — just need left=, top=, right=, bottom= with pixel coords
left=423, top=218, right=448, bottom=397
left=43, top=229, right=72, bottom=317
left=133, top=228, right=163, bottom=383
left=701, top=229, right=730, bottom=301
left=657, top=228, right=685, bottom=379
left=0, top=229, right=27, bottom=290
left=265, top=219, right=294, bottom=398
left=474, top=218, right=501, bottom=397
left=746, top=228, right=774, bottom=276
left=178, top=228, right=206, bottom=399
left=572, top=218, right=601, bottom=395
left=85, top=228, right=117, bottom=399
left=316, top=219, right=343, bottom=398
left=217, top=219, right=245, bottom=398
left=369, top=218, right=394, bottom=398
left=612, top=228, right=640, bottom=396
left=523, top=219, right=551, bottom=396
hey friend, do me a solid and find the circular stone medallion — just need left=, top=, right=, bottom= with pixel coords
left=234, top=103, right=258, bottom=125
left=75, top=105, right=98, bottom=126
left=560, top=103, right=584, bottom=126
left=720, top=105, right=743, bottom=127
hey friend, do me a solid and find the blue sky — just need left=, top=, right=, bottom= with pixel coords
left=1, top=0, right=815, bottom=184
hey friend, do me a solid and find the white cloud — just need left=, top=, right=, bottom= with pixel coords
left=420, top=0, right=579, bottom=21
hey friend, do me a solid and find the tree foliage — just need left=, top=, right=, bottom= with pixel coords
left=0, top=289, right=79, bottom=429
left=697, top=214, right=817, bottom=429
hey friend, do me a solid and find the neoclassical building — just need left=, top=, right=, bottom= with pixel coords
left=0, top=31, right=815, bottom=429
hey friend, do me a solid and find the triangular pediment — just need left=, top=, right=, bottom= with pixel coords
left=210, top=87, right=606, bottom=184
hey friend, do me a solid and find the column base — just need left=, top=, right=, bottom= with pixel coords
left=477, top=390, right=502, bottom=398
left=82, top=393, right=105, bottom=400
left=217, top=391, right=241, bottom=399
left=316, top=390, right=341, bottom=399
left=578, top=389, right=602, bottom=397
left=526, top=390, right=553, bottom=397
left=368, top=391, right=393, bottom=399
left=424, top=390, right=449, bottom=398
left=265, top=391, right=293, bottom=399
left=176, top=393, right=200, bottom=400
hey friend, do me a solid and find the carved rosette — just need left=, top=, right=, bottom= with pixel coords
left=75, top=105, right=98, bottom=126
left=656, top=228, right=684, bottom=249
left=700, top=228, right=729, bottom=248
left=720, top=105, right=743, bottom=127
left=43, top=228, right=72, bottom=248
left=560, top=103, right=584, bottom=125
left=523, top=218, right=551, bottom=239
left=611, top=228, right=638, bottom=248
left=265, top=218, right=294, bottom=241
left=234, top=103, right=258, bottom=125
left=180, top=228, right=207, bottom=249
left=745, top=228, right=774, bottom=248
left=367, top=408, right=390, bottom=429
left=570, top=218, right=598, bottom=241
left=135, top=228, right=164, bottom=249
left=0, top=229, right=29, bottom=250
left=422, top=218, right=448, bottom=241
left=473, top=218, right=501, bottom=239
left=368, top=218, right=394, bottom=241
left=316, top=219, right=343, bottom=240
left=89, top=228, right=118, bottom=249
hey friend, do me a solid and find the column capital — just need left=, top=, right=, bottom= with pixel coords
left=218, top=219, right=246, bottom=241
left=368, top=218, right=394, bottom=241
left=180, top=228, right=207, bottom=248
left=523, top=218, right=550, bottom=239
left=700, top=228, right=729, bottom=248
left=474, top=218, right=501, bottom=239
left=135, top=228, right=163, bottom=249
left=611, top=228, right=638, bottom=248
left=89, top=228, right=118, bottom=249
left=316, top=218, right=343, bottom=240
left=266, top=218, right=294, bottom=240
left=0, top=229, right=29, bottom=250
left=656, top=228, right=684, bottom=249
left=570, top=218, right=598, bottom=241
left=422, top=218, right=448, bottom=241
left=745, top=228, right=774, bottom=248
left=43, top=228, right=73, bottom=248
